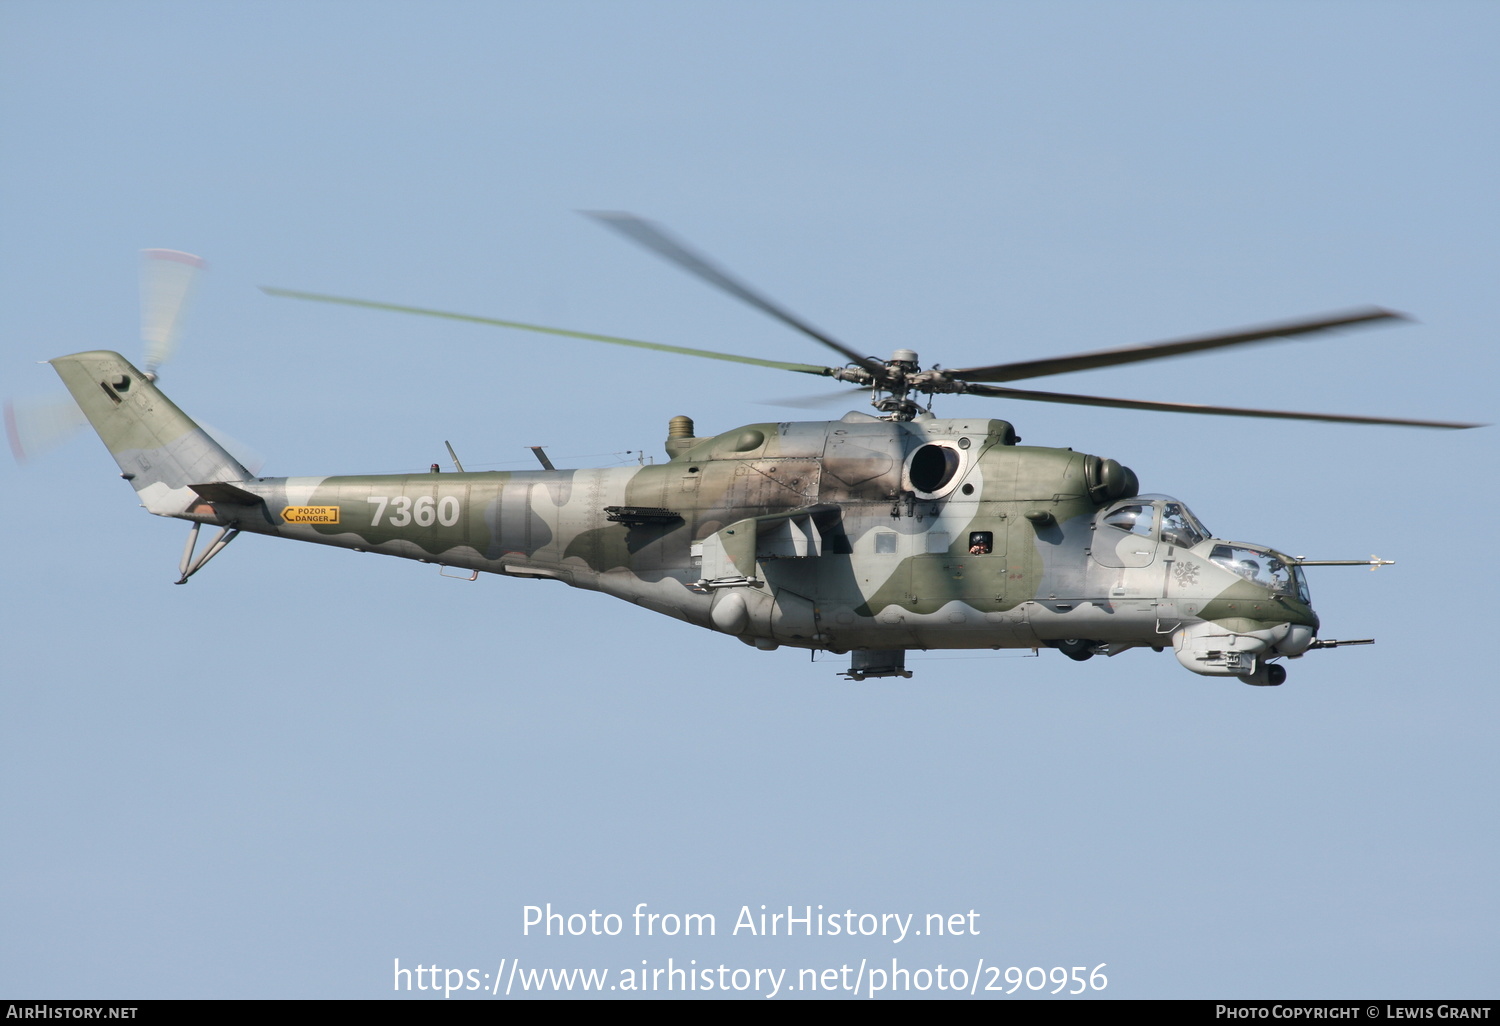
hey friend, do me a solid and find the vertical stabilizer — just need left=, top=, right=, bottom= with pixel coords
left=51, top=350, right=250, bottom=516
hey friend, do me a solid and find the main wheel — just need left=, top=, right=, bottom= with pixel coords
left=1057, top=638, right=1094, bottom=662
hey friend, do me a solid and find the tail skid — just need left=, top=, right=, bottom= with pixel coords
left=175, top=520, right=241, bottom=584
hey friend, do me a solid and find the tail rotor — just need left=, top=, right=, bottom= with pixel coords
left=8, top=248, right=207, bottom=462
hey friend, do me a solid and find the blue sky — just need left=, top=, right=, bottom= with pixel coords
left=2, top=0, right=1496, bottom=999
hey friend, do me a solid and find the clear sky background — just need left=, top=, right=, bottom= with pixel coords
left=2, top=0, right=1495, bottom=1000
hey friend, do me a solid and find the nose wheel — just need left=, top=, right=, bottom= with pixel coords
left=1239, top=662, right=1287, bottom=686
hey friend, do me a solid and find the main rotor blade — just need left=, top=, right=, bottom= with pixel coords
left=757, top=388, right=871, bottom=409
left=961, top=382, right=1483, bottom=429
left=947, top=307, right=1407, bottom=383
left=260, top=288, right=835, bottom=376
left=583, top=211, right=889, bottom=381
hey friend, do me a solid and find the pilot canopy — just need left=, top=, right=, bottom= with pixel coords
left=1097, top=496, right=1210, bottom=549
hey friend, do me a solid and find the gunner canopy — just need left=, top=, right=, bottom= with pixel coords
left=1209, top=544, right=1310, bottom=602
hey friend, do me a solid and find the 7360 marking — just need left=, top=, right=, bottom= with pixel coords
left=367, top=494, right=461, bottom=528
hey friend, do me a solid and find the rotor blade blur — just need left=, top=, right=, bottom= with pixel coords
left=140, top=249, right=205, bottom=372
left=946, top=308, right=1407, bottom=383
left=260, top=288, right=835, bottom=376
left=583, top=211, right=889, bottom=380
left=757, top=388, right=870, bottom=409
left=5, top=394, right=88, bottom=463
left=199, top=420, right=266, bottom=477
left=961, top=382, right=1483, bottom=428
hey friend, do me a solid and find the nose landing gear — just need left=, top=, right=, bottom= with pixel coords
left=1239, top=661, right=1287, bottom=687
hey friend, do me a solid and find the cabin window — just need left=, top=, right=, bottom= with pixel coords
left=874, top=532, right=898, bottom=554
left=968, top=531, right=992, bottom=555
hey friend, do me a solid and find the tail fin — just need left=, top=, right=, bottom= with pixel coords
left=50, top=351, right=251, bottom=516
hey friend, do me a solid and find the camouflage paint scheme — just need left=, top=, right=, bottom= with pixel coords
left=54, top=350, right=1321, bottom=683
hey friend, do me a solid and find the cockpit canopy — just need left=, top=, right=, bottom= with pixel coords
left=1096, top=495, right=1310, bottom=603
left=1208, top=544, right=1310, bottom=602
left=1098, top=495, right=1210, bottom=549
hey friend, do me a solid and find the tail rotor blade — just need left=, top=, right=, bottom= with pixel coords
left=140, top=249, right=205, bottom=374
left=199, top=419, right=266, bottom=477
left=5, top=394, right=88, bottom=463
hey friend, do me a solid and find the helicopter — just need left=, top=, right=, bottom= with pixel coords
left=40, top=214, right=1482, bottom=683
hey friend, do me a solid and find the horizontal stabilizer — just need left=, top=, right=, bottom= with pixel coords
left=190, top=481, right=264, bottom=505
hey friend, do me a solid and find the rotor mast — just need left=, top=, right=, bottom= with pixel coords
left=822, top=348, right=917, bottom=420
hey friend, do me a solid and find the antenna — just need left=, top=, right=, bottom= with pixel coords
left=444, top=440, right=466, bottom=473
left=529, top=446, right=555, bottom=471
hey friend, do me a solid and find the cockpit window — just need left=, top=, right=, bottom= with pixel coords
left=1210, top=544, right=1301, bottom=598
left=1161, top=503, right=1204, bottom=548
left=1102, top=504, right=1154, bottom=536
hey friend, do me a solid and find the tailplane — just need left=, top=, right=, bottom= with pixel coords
left=50, top=351, right=251, bottom=516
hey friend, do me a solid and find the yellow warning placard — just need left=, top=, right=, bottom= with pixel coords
left=282, top=505, right=340, bottom=524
